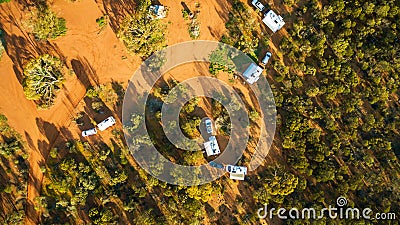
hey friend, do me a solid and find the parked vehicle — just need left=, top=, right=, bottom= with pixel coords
left=205, top=118, right=213, bottom=134
left=226, top=165, right=248, bottom=180
left=261, top=51, right=272, bottom=65
left=252, top=0, right=265, bottom=11
left=82, top=128, right=97, bottom=137
left=209, top=161, right=224, bottom=169
left=97, top=116, right=116, bottom=131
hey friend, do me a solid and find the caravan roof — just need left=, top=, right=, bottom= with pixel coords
left=204, top=136, right=220, bottom=156
left=243, top=63, right=263, bottom=84
left=262, top=10, right=285, bottom=33
left=229, top=173, right=245, bottom=180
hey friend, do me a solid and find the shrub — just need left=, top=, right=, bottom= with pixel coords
left=222, top=0, right=260, bottom=54
left=188, top=20, right=200, bottom=39
left=188, top=4, right=200, bottom=39
left=0, top=140, right=21, bottom=157
left=23, top=54, right=65, bottom=109
left=96, top=15, right=108, bottom=29
left=91, top=101, right=104, bottom=113
left=86, top=84, right=118, bottom=104
left=118, top=0, right=166, bottom=58
left=27, top=7, right=67, bottom=40
left=182, top=9, right=189, bottom=20
left=249, top=110, right=259, bottom=122
left=73, top=112, right=84, bottom=126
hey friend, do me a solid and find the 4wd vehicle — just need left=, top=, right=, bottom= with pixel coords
left=252, top=0, right=265, bottom=11
left=261, top=52, right=272, bottom=65
left=82, top=128, right=97, bottom=137
left=205, top=118, right=213, bottom=134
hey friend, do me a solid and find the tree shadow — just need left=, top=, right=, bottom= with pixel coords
left=111, top=80, right=125, bottom=120
left=80, top=96, right=114, bottom=134
left=212, top=0, right=230, bottom=23
left=71, top=57, right=99, bottom=88
left=208, top=26, right=224, bottom=39
left=0, top=1, right=67, bottom=84
left=58, top=127, right=74, bottom=141
left=93, top=0, right=138, bottom=33
left=5, top=35, right=37, bottom=83
left=24, top=131, right=36, bottom=151
left=35, top=118, right=60, bottom=159
left=25, top=198, right=39, bottom=224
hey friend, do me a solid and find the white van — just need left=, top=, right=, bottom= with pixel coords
left=82, top=128, right=97, bottom=137
left=97, top=116, right=116, bottom=131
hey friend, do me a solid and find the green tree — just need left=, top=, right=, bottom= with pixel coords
left=124, top=113, right=143, bottom=132
left=182, top=97, right=200, bottom=114
left=208, top=44, right=236, bottom=75
left=256, top=168, right=299, bottom=204
left=181, top=117, right=201, bottom=138
left=222, top=0, right=260, bottom=55
left=186, top=183, right=214, bottom=202
left=118, top=0, right=166, bottom=58
left=27, top=7, right=67, bottom=40
left=314, top=163, right=336, bottom=182
left=249, top=109, right=259, bottom=122
left=23, top=54, right=65, bottom=108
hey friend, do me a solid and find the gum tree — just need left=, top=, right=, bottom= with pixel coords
left=23, top=54, right=65, bottom=109
left=118, top=0, right=166, bottom=58
left=27, top=7, right=67, bottom=40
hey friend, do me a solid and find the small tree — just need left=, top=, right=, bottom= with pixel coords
left=23, top=55, right=65, bottom=108
left=27, top=7, right=67, bottom=40
left=208, top=45, right=236, bottom=75
left=118, top=0, right=167, bottom=58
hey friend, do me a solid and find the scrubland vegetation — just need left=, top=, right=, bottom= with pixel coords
left=0, top=115, right=27, bottom=224
left=23, top=55, right=65, bottom=109
left=118, top=0, right=167, bottom=58
left=26, top=6, right=67, bottom=40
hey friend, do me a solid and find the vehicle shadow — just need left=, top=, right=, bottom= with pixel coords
left=71, top=57, right=99, bottom=88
